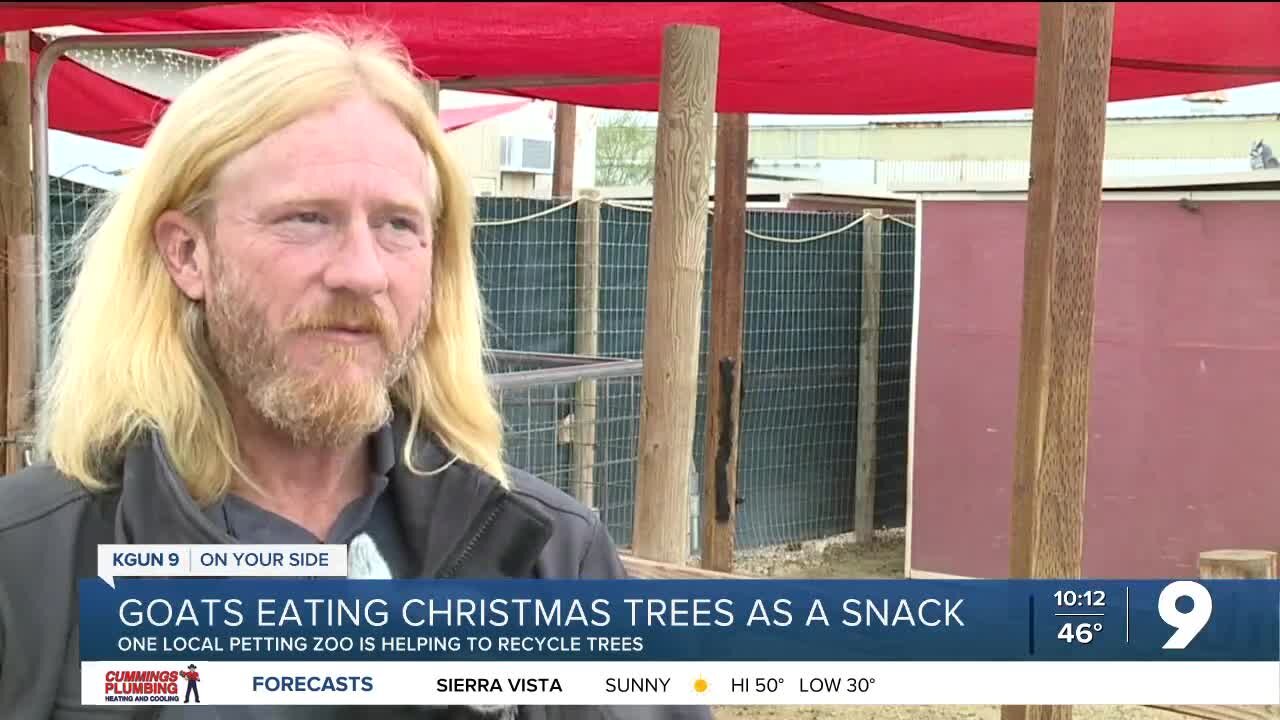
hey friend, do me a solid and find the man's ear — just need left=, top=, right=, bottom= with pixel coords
left=153, top=209, right=209, bottom=301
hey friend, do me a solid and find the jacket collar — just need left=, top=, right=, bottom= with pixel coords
left=111, top=409, right=554, bottom=579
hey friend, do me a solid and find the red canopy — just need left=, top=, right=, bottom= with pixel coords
left=34, top=47, right=530, bottom=147
left=0, top=3, right=222, bottom=31
left=37, top=48, right=168, bottom=147
left=3, top=2, right=1279, bottom=116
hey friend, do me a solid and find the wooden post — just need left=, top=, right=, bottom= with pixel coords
left=700, top=112, right=748, bottom=572
left=1002, top=4, right=1114, bottom=720
left=422, top=78, right=440, bottom=115
left=552, top=103, right=577, bottom=198
left=5, top=185, right=32, bottom=473
left=632, top=24, right=720, bottom=564
left=572, top=189, right=602, bottom=510
left=1199, top=550, right=1277, bottom=579
left=1, top=31, right=32, bottom=473
left=854, top=208, right=883, bottom=544
left=3, top=31, right=25, bottom=60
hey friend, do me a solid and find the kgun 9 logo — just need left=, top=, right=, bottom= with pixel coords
left=1158, top=581, right=1213, bottom=650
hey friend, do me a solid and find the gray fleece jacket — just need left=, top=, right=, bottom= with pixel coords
left=0, top=412, right=711, bottom=720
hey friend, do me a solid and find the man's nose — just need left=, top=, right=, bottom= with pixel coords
left=323, top=217, right=390, bottom=296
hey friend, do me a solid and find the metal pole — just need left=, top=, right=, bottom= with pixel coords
left=31, top=30, right=280, bottom=386
left=489, top=359, right=644, bottom=391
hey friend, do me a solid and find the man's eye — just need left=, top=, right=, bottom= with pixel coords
left=292, top=211, right=326, bottom=224
left=389, top=217, right=418, bottom=232
left=277, top=211, right=327, bottom=225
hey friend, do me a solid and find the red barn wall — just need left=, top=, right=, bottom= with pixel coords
left=910, top=197, right=1280, bottom=579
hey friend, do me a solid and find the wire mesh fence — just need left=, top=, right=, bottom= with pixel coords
left=46, top=175, right=916, bottom=557
left=473, top=199, right=582, bottom=356
left=49, top=176, right=109, bottom=338
left=472, top=195, right=917, bottom=553
left=574, top=201, right=916, bottom=549
left=739, top=210, right=915, bottom=546
left=873, top=216, right=917, bottom=532
left=487, top=352, right=646, bottom=549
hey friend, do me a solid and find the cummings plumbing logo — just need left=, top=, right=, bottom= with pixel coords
left=179, top=664, right=203, bottom=703
left=103, top=665, right=202, bottom=704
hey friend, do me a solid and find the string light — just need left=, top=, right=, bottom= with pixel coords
left=64, top=46, right=215, bottom=86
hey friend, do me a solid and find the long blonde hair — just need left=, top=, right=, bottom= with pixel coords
left=36, top=27, right=508, bottom=504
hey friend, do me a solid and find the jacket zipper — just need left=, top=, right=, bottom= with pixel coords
left=438, top=495, right=506, bottom=579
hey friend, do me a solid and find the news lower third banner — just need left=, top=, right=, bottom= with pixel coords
left=81, top=545, right=1280, bottom=706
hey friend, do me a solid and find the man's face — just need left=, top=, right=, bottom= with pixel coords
left=184, top=95, right=436, bottom=446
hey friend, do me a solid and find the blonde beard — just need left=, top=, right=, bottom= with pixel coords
left=245, top=343, right=395, bottom=448
left=201, top=257, right=427, bottom=449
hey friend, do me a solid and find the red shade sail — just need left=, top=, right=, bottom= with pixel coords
left=3, top=2, right=1279, bottom=137
left=2, top=2, right=1276, bottom=116
left=0, top=3, right=224, bottom=31
left=36, top=49, right=167, bottom=146
left=34, top=48, right=530, bottom=147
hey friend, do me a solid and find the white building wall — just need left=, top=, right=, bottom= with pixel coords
left=745, top=156, right=1254, bottom=188
left=877, top=157, right=1253, bottom=186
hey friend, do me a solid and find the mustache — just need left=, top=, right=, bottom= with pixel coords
left=286, top=297, right=397, bottom=348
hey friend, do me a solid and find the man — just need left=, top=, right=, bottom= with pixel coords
left=0, top=28, right=708, bottom=720
left=180, top=664, right=201, bottom=704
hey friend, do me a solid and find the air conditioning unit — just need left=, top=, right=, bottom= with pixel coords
left=500, top=136, right=555, bottom=175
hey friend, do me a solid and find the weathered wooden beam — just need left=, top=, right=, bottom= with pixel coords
left=552, top=103, right=576, bottom=198
left=1, top=31, right=32, bottom=473
left=572, top=189, right=602, bottom=510
left=621, top=552, right=746, bottom=579
left=632, top=24, right=720, bottom=565
left=3, top=31, right=26, bottom=61
left=854, top=208, right=883, bottom=544
left=1198, top=549, right=1276, bottom=579
left=1003, top=4, right=1115, bottom=720
left=700, top=112, right=748, bottom=572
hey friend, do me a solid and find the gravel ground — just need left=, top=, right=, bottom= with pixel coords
left=712, top=530, right=1188, bottom=720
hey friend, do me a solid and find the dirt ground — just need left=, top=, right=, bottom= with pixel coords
left=712, top=529, right=1181, bottom=720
